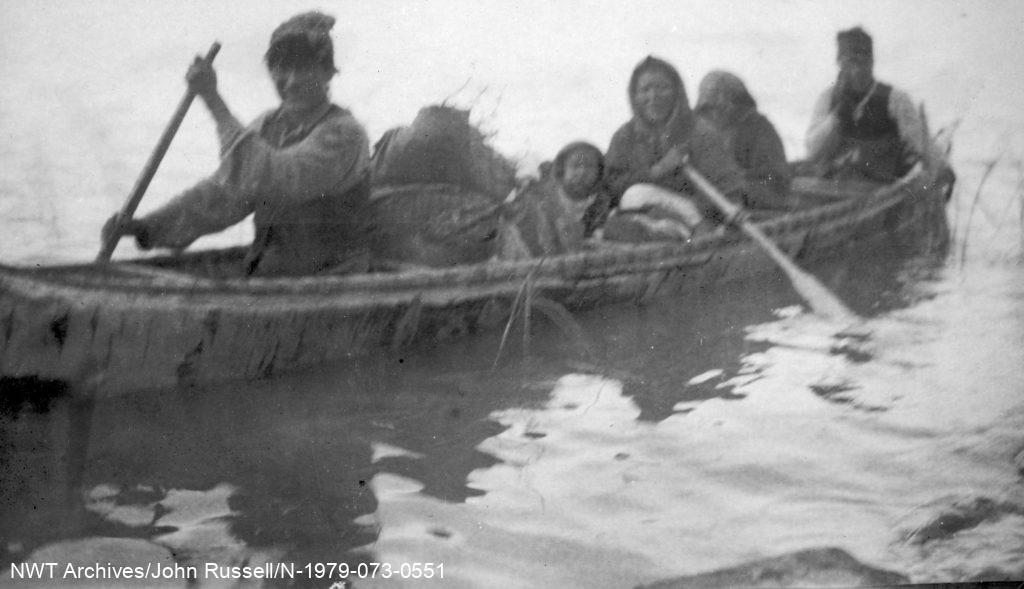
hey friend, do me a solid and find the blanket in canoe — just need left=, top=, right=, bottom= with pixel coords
left=368, top=105, right=519, bottom=267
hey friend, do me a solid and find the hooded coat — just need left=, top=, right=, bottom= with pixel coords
left=696, top=70, right=792, bottom=203
left=605, top=57, right=747, bottom=220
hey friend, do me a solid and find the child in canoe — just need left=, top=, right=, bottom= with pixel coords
left=502, top=141, right=610, bottom=257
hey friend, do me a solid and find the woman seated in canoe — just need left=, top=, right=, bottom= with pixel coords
left=695, top=70, right=794, bottom=208
left=601, top=56, right=760, bottom=242
left=102, top=11, right=376, bottom=277
left=506, top=141, right=610, bottom=256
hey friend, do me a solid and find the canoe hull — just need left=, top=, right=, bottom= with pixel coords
left=0, top=171, right=950, bottom=396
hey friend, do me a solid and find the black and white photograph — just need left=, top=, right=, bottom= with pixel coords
left=2, top=1, right=1022, bottom=587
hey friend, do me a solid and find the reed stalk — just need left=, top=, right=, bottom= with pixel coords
left=493, top=258, right=545, bottom=369
left=959, top=156, right=1001, bottom=268
left=491, top=257, right=596, bottom=367
left=493, top=276, right=530, bottom=369
left=522, top=274, right=533, bottom=358
left=992, top=173, right=1023, bottom=231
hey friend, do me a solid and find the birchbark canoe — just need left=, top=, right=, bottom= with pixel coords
left=0, top=168, right=952, bottom=396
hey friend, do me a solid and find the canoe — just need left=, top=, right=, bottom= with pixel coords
left=0, top=167, right=952, bottom=397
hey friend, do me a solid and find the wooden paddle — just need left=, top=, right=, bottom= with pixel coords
left=96, top=42, right=221, bottom=263
left=682, top=162, right=859, bottom=323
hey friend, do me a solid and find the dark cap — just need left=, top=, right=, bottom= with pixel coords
left=837, top=26, right=873, bottom=60
left=265, top=11, right=337, bottom=71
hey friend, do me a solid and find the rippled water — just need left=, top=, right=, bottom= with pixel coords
left=2, top=1, right=1024, bottom=587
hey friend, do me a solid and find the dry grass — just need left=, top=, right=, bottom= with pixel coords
left=958, top=155, right=1001, bottom=268
left=493, top=258, right=542, bottom=368
left=491, top=256, right=595, bottom=367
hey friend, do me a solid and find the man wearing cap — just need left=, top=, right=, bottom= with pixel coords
left=805, top=27, right=926, bottom=183
left=103, top=11, right=375, bottom=276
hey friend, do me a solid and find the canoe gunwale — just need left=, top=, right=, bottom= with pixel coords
left=0, top=174, right=919, bottom=298
left=0, top=170, right=945, bottom=394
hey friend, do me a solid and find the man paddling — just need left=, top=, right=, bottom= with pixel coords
left=805, top=27, right=927, bottom=183
left=102, top=11, right=375, bottom=276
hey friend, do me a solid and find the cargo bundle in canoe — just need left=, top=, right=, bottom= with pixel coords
left=0, top=103, right=954, bottom=395
left=0, top=167, right=951, bottom=396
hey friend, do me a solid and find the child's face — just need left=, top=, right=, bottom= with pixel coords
left=561, top=150, right=601, bottom=200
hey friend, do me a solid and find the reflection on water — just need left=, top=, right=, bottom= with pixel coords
left=4, top=227, right=1022, bottom=587
left=1, top=354, right=525, bottom=585
left=3, top=1, right=1023, bottom=585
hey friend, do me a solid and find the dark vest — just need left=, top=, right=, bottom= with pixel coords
left=828, top=83, right=907, bottom=182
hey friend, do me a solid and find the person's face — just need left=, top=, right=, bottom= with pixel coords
left=697, top=88, right=732, bottom=129
left=635, top=70, right=677, bottom=126
left=271, top=64, right=333, bottom=111
left=837, top=54, right=874, bottom=93
left=560, top=149, right=601, bottom=200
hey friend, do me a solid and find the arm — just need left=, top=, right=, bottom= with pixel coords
left=605, top=126, right=653, bottom=202
left=101, top=57, right=250, bottom=249
left=187, top=56, right=245, bottom=154
left=224, top=114, right=370, bottom=209
left=582, top=189, right=612, bottom=236
left=747, top=116, right=792, bottom=194
left=805, top=86, right=841, bottom=163
left=888, top=88, right=926, bottom=159
left=689, top=121, right=746, bottom=198
left=133, top=112, right=370, bottom=250
left=133, top=176, right=254, bottom=249
left=202, top=91, right=246, bottom=155
left=605, top=125, right=687, bottom=204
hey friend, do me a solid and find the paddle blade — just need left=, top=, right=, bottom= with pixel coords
left=682, top=162, right=860, bottom=324
left=786, top=263, right=860, bottom=324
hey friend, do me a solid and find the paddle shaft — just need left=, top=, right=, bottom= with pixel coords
left=96, top=42, right=221, bottom=263
left=682, top=163, right=858, bottom=322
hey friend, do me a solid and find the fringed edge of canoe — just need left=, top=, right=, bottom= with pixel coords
left=0, top=171, right=929, bottom=303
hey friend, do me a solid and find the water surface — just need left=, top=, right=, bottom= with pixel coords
left=2, top=1, right=1023, bottom=586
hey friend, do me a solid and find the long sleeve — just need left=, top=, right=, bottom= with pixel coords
left=214, top=114, right=245, bottom=155
left=805, top=86, right=840, bottom=163
left=888, top=88, right=926, bottom=159
left=137, top=108, right=370, bottom=249
left=744, top=115, right=792, bottom=195
left=605, top=118, right=746, bottom=207
left=604, top=124, right=654, bottom=203
left=221, top=113, right=370, bottom=211
left=687, top=119, right=747, bottom=197
left=138, top=176, right=253, bottom=248
left=195, top=88, right=246, bottom=155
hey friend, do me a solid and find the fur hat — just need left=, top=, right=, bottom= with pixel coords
left=265, top=11, right=337, bottom=71
left=553, top=141, right=604, bottom=181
